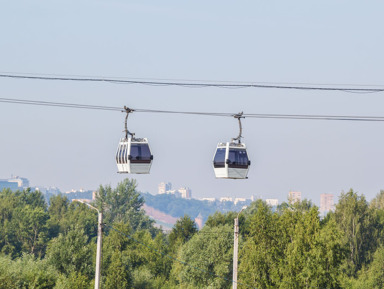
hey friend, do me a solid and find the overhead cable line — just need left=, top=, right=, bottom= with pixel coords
left=0, top=72, right=383, bottom=93
left=0, top=97, right=121, bottom=111
left=106, top=224, right=257, bottom=289
left=1, top=97, right=384, bottom=122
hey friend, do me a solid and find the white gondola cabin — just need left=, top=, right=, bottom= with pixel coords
left=116, top=137, right=153, bottom=174
left=213, top=142, right=250, bottom=179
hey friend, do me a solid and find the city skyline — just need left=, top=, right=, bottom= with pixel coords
left=0, top=174, right=352, bottom=208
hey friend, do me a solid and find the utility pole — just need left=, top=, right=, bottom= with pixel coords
left=95, top=211, right=103, bottom=289
left=233, top=217, right=239, bottom=289
left=233, top=206, right=247, bottom=289
left=74, top=200, right=102, bottom=289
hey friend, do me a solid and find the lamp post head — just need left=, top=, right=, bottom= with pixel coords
left=237, top=206, right=248, bottom=219
left=73, top=199, right=99, bottom=213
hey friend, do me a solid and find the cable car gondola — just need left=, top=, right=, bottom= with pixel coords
left=213, top=112, right=250, bottom=179
left=116, top=107, right=153, bottom=174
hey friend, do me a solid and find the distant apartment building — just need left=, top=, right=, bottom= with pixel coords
left=63, top=190, right=94, bottom=202
left=178, top=187, right=192, bottom=199
left=35, top=186, right=61, bottom=195
left=0, top=176, right=30, bottom=191
left=289, top=191, right=302, bottom=204
left=200, top=197, right=216, bottom=202
left=320, top=193, right=334, bottom=215
left=250, top=195, right=262, bottom=202
left=220, top=197, right=233, bottom=202
left=0, top=180, right=18, bottom=191
left=157, top=182, right=192, bottom=199
left=8, top=176, right=29, bottom=188
left=166, top=190, right=181, bottom=198
left=65, top=188, right=88, bottom=194
left=234, top=198, right=247, bottom=205
left=266, top=199, right=279, bottom=207
left=158, top=182, right=172, bottom=194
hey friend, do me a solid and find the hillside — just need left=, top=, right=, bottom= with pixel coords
left=142, top=204, right=178, bottom=230
left=141, top=192, right=251, bottom=223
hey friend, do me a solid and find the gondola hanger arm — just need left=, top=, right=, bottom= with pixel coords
left=232, top=112, right=244, bottom=143
left=123, top=106, right=135, bottom=140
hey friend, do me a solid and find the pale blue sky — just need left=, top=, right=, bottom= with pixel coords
left=1, top=1, right=384, bottom=204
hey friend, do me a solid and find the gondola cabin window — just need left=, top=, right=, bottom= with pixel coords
left=130, top=144, right=152, bottom=163
left=213, top=148, right=226, bottom=168
left=227, top=149, right=249, bottom=168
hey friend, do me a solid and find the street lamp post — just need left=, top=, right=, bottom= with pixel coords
left=233, top=206, right=247, bottom=289
left=74, top=200, right=103, bottom=289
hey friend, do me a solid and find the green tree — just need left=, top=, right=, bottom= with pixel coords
left=280, top=207, right=344, bottom=289
left=102, top=222, right=171, bottom=288
left=13, top=205, right=49, bottom=256
left=171, top=224, right=233, bottom=289
left=334, top=189, right=377, bottom=276
left=18, top=188, right=47, bottom=210
left=351, top=246, right=384, bottom=289
left=239, top=200, right=282, bottom=289
left=307, top=218, right=345, bottom=288
left=168, top=215, right=198, bottom=250
left=0, top=254, right=58, bottom=289
left=95, top=179, right=155, bottom=232
left=46, top=225, right=94, bottom=279
left=370, top=190, right=384, bottom=210
left=54, top=272, right=90, bottom=289
left=63, top=202, right=98, bottom=239
left=205, top=211, right=245, bottom=231
left=104, top=251, right=131, bottom=289
left=240, top=201, right=344, bottom=289
left=47, top=194, right=70, bottom=238
left=369, top=190, right=384, bottom=246
left=103, top=222, right=133, bottom=289
left=0, top=189, right=49, bottom=257
left=0, top=189, right=22, bottom=256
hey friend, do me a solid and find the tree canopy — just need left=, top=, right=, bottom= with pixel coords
left=1, top=181, right=384, bottom=288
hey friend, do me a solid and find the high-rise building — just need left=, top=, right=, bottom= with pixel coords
left=0, top=176, right=30, bottom=191
left=288, top=191, right=301, bottom=204
left=158, top=182, right=172, bottom=194
left=8, top=176, right=29, bottom=188
left=320, top=193, right=334, bottom=214
left=178, top=187, right=192, bottom=199
left=0, top=180, right=18, bottom=191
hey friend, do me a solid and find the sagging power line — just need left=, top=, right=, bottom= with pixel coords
left=1, top=97, right=384, bottom=122
left=1, top=72, right=384, bottom=93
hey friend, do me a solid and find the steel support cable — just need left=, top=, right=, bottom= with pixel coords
left=128, top=108, right=384, bottom=121
left=133, top=108, right=233, bottom=117
left=0, top=97, right=121, bottom=111
left=2, top=97, right=384, bottom=122
left=243, top=114, right=384, bottom=122
left=106, top=224, right=257, bottom=289
left=1, top=73, right=384, bottom=93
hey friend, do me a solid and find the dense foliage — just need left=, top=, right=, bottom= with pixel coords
left=1, top=182, right=384, bottom=288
